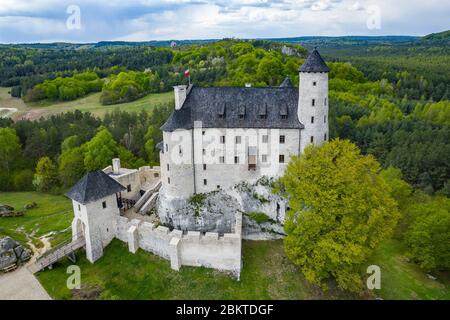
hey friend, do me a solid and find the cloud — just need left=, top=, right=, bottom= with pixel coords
left=0, top=0, right=448, bottom=43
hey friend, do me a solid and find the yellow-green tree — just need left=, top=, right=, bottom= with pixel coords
left=280, top=139, right=400, bottom=292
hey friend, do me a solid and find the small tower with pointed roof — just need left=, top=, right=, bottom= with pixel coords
left=298, top=48, right=330, bottom=153
left=66, top=170, right=126, bottom=263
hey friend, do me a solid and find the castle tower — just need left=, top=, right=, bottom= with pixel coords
left=66, top=171, right=126, bottom=263
left=298, top=48, right=330, bottom=153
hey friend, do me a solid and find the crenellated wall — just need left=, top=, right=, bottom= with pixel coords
left=115, top=211, right=242, bottom=278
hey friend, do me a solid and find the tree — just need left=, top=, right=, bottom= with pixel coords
left=280, top=139, right=400, bottom=292
left=13, top=169, right=34, bottom=191
left=59, top=147, right=85, bottom=188
left=405, top=196, right=450, bottom=271
left=33, top=156, right=59, bottom=192
left=83, top=127, right=118, bottom=171
left=61, top=135, right=82, bottom=153
left=380, top=166, right=412, bottom=208
left=0, top=128, right=22, bottom=191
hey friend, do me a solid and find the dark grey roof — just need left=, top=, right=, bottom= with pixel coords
left=299, top=48, right=330, bottom=73
left=156, top=141, right=164, bottom=153
left=161, top=86, right=303, bottom=132
left=66, top=170, right=126, bottom=205
left=280, top=77, right=294, bottom=87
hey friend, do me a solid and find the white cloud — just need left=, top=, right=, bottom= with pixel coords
left=0, top=0, right=448, bottom=42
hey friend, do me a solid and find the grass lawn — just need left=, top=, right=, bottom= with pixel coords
left=368, top=239, right=450, bottom=300
left=0, top=87, right=174, bottom=120
left=36, top=237, right=449, bottom=300
left=0, top=192, right=73, bottom=248
left=38, top=239, right=351, bottom=300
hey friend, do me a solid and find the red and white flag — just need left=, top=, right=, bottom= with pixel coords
left=184, top=69, right=190, bottom=77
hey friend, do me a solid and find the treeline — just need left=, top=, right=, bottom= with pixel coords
left=0, top=46, right=173, bottom=97
left=24, top=72, right=104, bottom=102
left=324, top=45, right=450, bottom=101
left=329, top=84, right=449, bottom=195
left=0, top=104, right=173, bottom=192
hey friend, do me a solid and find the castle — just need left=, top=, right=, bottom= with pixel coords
left=157, top=48, right=329, bottom=200
left=61, top=49, right=329, bottom=278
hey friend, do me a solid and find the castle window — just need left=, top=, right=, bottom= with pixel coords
left=167, top=164, right=170, bottom=171
left=220, top=136, right=225, bottom=144
left=179, top=146, right=182, bottom=155
left=127, top=185, right=131, bottom=192
left=324, top=133, right=327, bottom=141
left=324, top=115, right=327, bottom=123
left=312, top=99, right=316, bottom=107
left=325, top=98, right=327, bottom=106
left=203, top=179, right=207, bottom=186
left=259, top=114, right=267, bottom=120
left=202, top=149, right=206, bottom=155
left=262, top=135, right=269, bottom=143
left=165, top=144, right=168, bottom=152
left=311, top=116, right=314, bottom=124
left=217, top=185, right=221, bottom=189
left=203, top=164, right=207, bottom=170
left=234, top=156, right=239, bottom=164
left=102, top=201, right=107, bottom=209
left=219, top=156, right=225, bottom=164
left=281, top=115, right=287, bottom=120
left=280, top=135, right=285, bottom=144
left=239, top=114, right=245, bottom=119
left=78, top=204, right=81, bottom=211
left=313, top=81, right=317, bottom=86
left=311, top=136, right=314, bottom=143
left=235, top=136, right=242, bottom=144
left=279, top=155, right=285, bottom=163
left=262, top=154, right=268, bottom=163
left=168, top=177, right=170, bottom=184
left=202, top=130, right=205, bottom=135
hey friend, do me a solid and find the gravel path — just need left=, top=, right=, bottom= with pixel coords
left=0, top=267, right=51, bottom=300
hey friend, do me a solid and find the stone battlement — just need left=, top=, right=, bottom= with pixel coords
left=115, top=212, right=242, bottom=278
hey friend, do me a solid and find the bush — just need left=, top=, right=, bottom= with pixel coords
left=13, top=170, right=34, bottom=191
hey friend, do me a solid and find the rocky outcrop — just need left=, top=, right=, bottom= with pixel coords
left=158, top=177, right=288, bottom=239
left=0, top=204, right=24, bottom=217
left=0, top=237, right=31, bottom=271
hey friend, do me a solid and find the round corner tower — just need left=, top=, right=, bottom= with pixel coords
left=298, top=48, right=330, bottom=153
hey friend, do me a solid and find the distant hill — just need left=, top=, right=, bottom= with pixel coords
left=421, top=30, right=450, bottom=45
left=1, top=32, right=448, bottom=50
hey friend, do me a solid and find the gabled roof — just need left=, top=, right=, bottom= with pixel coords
left=299, top=48, right=330, bottom=73
left=161, top=86, right=303, bottom=132
left=66, top=170, right=126, bottom=205
left=280, top=77, right=294, bottom=87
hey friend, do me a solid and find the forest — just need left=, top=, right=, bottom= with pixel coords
left=0, top=35, right=449, bottom=281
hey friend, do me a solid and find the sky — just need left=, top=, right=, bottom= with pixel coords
left=0, top=0, right=449, bottom=43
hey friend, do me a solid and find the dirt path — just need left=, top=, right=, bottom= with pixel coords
left=0, top=267, right=51, bottom=300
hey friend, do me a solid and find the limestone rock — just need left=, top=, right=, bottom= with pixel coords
left=158, top=176, right=288, bottom=238
left=24, top=202, right=37, bottom=210
left=0, top=204, right=24, bottom=217
left=0, top=237, right=31, bottom=271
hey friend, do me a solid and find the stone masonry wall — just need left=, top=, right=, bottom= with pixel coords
left=115, top=212, right=242, bottom=277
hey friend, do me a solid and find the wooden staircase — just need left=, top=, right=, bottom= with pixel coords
left=28, top=234, right=85, bottom=274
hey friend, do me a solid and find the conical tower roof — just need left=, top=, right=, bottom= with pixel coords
left=299, top=48, right=330, bottom=73
left=66, top=170, right=126, bottom=205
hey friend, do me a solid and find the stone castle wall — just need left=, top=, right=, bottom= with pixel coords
left=115, top=211, right=242, bottom=277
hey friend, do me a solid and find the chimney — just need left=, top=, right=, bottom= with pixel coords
left=112, top=158, right=121, bottom=175
left=174, top=85, right=188, bottom=110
